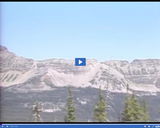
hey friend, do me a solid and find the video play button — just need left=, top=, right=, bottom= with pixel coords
left=75, top=58, right=86, bottom=66
left=79, top=60, right=82, bottom=64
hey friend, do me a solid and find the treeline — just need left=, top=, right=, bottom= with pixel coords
left=63, top=85, right=160, bottom=122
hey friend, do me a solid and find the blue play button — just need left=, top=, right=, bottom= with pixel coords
left=75, top=58, right=86, bottom=66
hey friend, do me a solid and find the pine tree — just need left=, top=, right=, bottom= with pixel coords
left=93, top=87, right=107, bottom=122
left=64, top=86, right=76, bottom=122
left=121, top=93, right=143, bottom=122
left=130, top=94, right=144, bottom=121
left=121, top=95, right=132, bottom=122
left=121, top=84, right=131, bottom=122
left=140, top=99, right=150, bottom=122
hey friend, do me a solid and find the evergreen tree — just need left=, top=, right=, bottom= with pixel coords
left=121, top=93, right=143, bottom=122
left=93, top=87, right=107, bottom=122
left=121, top=95, right=131, bottom=122
left=64, top=86, right=75, bottom=122
left=140, top=99, right=150, bottom=122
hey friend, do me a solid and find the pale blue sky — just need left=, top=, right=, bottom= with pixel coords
left=1, top=2, right=160, bottom=62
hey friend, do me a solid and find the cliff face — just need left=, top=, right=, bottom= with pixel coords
left=0, top=45, right=160, bottom=93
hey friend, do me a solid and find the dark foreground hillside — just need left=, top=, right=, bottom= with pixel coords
left=1, top=87, right=160, bottom=122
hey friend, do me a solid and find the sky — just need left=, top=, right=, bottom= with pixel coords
left=1, top=2, right=160, bottom=62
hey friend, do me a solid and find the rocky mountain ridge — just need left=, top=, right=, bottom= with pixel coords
left=0, top=45, right=160, bottom=93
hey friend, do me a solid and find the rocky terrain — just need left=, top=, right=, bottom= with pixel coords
left=0, top=45, right=160, bottom=122
left=0, top=45, right=160, bottom=93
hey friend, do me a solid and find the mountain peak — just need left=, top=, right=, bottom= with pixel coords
left=0, top=45, right=8, bottom=52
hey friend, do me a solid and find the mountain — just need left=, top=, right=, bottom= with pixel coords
left=0, top=45, right=160, bottom=93
left=1, top=45, right=160, bottom=122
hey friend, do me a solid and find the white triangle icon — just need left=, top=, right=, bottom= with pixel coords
left=79, top=60, right=82, bottom=64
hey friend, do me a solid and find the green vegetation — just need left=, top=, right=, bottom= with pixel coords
left=64, top=86, right=76, bottom=122
left=140, top=99, right=150, bottom=122
left=93, top=87, right=107, bottom=122
left=121, top=93, right=144, bottom=122
left=9, top=83, right=157, bottom=122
